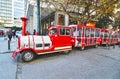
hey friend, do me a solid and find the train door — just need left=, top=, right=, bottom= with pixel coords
left=85, top=27, right=90, bottom=46
left=90, top=28, right=95, bottom=45
left=101, top=29, right=109, bottom=45
left=49, top=27, right=58, bottom=47
left=115, top=31, right=119, bottom=44
left=78, top=27, right=84, bottom=47
left=111, top=31, right=117, bottom=44
left=95, top=28, right=101, bottom=45
left=70, top=25, right=85, bottom=48
left=72, top=26, right=79, bottom=47
left=104, top=31, right=109, bottom=45
left=59, top=27, right=71, bottom=46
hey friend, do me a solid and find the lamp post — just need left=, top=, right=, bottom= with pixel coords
left=36, top=0, right=41, bottom=35
left=29, top=0, right=41, bottom=35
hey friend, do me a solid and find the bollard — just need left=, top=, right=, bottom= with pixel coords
left=8, top=40, right=10, bottom=50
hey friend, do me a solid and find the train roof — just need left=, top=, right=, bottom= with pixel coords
left=69, top=24, right=100, bottom=29
left=48, top=24, right=70, bottom=29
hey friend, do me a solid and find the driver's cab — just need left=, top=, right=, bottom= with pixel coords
left=48, top=25, right=72, bottom=47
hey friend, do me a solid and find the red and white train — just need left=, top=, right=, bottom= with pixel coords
left=12, top=17, right=119, bottom=62
left=100, top=28, right=118, bottom=46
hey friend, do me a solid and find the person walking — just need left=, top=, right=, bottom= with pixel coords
left=7, top=28, right=13, bottom=50
left=33, top=29, right=36, bottom=35
left=7, top=29, right=12, bottom=41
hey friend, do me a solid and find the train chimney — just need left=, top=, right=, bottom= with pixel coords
left=21, top=17, right=28, bottom=36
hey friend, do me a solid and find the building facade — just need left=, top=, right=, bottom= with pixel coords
left=25, top=0, right=69, bottom=34
left=0, top=0, right=13, bottom=27
left=0, top=0, right=24, bottom=27
left=13, top=0, right=24, bottom=27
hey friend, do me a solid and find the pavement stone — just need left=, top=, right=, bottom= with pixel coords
left=0, top=53, right=17, bottom=79
left=0, top=37, right=17, bottom=53
left=92, top=46, right=120, bottom=61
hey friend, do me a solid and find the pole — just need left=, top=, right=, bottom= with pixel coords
left=37, top=0, right=41, bottom=35
left=8, top=40, right=10, bottom=50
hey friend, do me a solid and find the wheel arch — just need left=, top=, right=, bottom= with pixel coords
left=20, top=48, right=36, bottom=55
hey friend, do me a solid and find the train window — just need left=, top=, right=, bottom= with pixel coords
left=50, top=28, right=57, bottom=35
left=36, top=44, right=42, bottom=47
left=60, top=28, right=70, bottom=35
left=78, top=28, right=82, bottom=37
left=72, top=27, right=79, bottom=36
left=104, top=32, right=108, bottom=37
left=91, top=29, right=94, bottom=37
left=45, top=43, right=50, bottom=47
left=85, top=28, right=90, bottom=37
left=95, top=29, right=100, bottom=37
left=101, top=32, right=104, bottom=37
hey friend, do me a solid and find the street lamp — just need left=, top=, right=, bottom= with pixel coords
left=29, top=0, right=41, bottom=35
left=36, top=0, right=41, bottom=35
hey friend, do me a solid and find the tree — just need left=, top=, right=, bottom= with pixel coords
left=96, top=14, right=113, bottom=28
left=40, top=0, right=120, bottom=28
left=42, top=0, right=119, bottom=23
left=12, top=26, right=21, bottom=31
left=113, top=11, right=120, bottom=29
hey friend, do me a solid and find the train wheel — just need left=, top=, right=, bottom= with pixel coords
left=81, top=46, right=85, bottom=50
left=95, top=44, right=98, bottom=48
left=21, top=50, right=35, bottom=62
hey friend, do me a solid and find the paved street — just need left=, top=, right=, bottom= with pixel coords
left=0, top=38, right=120, bottom=79
left=0, top=53, right=17, bottom=79
left=21, top=46, right=120, bottom=79
left=0, top=37, right=17, bottom=79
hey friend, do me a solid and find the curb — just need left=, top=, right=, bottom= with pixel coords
left=0, top=51, right=13, bottom=54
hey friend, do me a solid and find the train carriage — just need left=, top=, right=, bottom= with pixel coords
left=100, top=28, right=118, bottom=46
left=69, top=24, right=101, bottom=50
left=110, top=30, right=118, bottom=45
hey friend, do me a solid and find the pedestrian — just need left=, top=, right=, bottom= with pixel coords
left=7, top=28, right=12, bottom=42
left=26, top=31, right=30, bottom=35
left=7, top=28, right=13, bottom=50
left=33, top=29, right=36, bottom=35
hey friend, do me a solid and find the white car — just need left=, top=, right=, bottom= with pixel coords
left=16, top=31, right=22, bottom=37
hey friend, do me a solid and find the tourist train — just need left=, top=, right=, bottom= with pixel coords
left=12, top=17, right=119, bottom=62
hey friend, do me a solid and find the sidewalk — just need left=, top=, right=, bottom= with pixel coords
left=0, top=53, right=17, bottom=79
left=0, top=37, right=17, bottom=79
left=0, top=37, right=17, bottom=53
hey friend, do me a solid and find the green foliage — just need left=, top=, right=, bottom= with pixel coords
left=113, top=11, right=120, bottom=29
left=96, top=15, right=113, bottom=28
left=11, top=26, right=21, bottom=31
left=48, top=0, right=119, bottom=24
left=42, top=0, right=120, bottom=28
